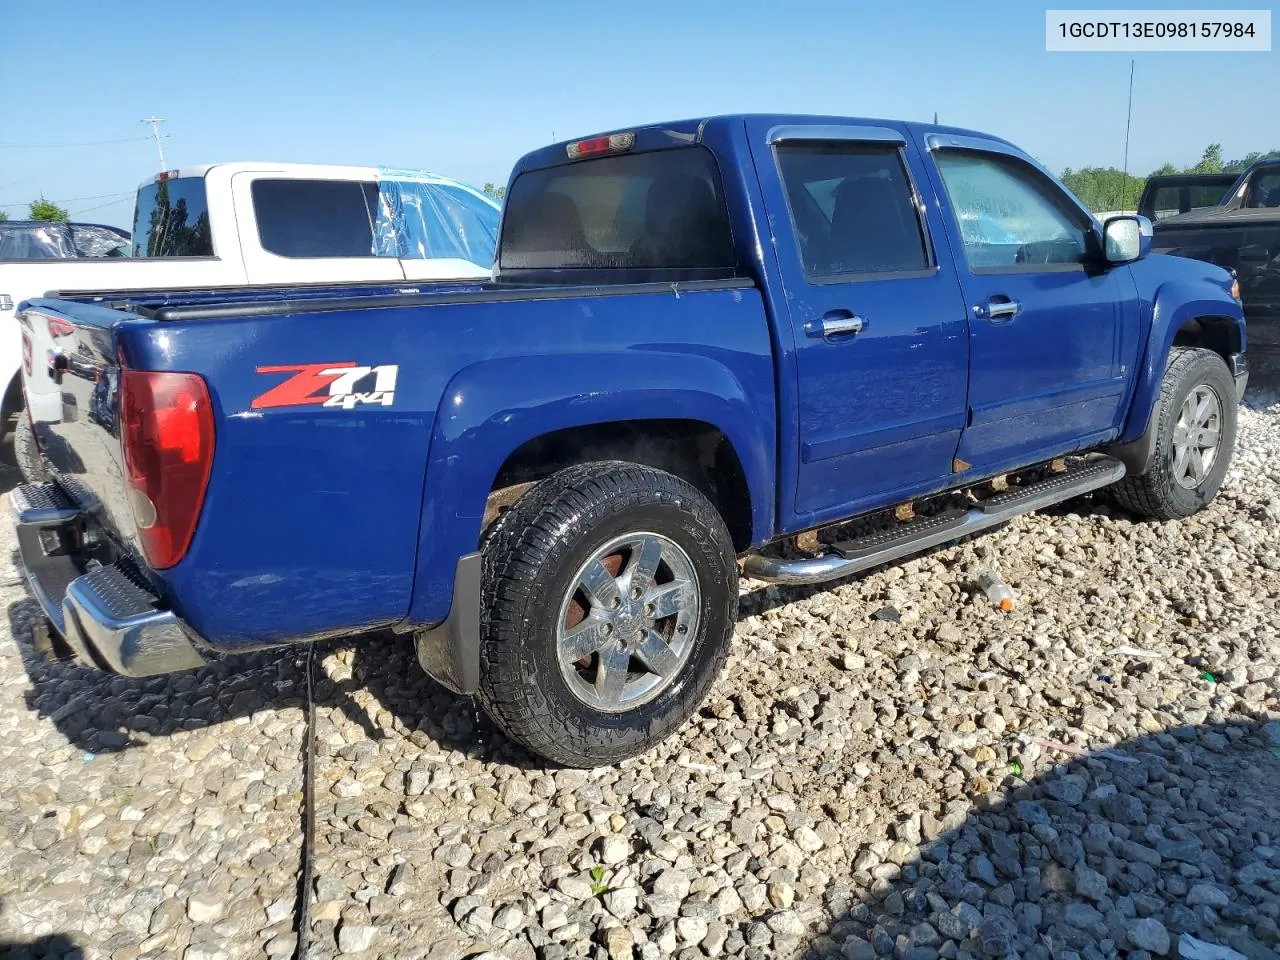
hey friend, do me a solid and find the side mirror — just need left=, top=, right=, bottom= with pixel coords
left=1102, top=214, right=1153, bottom=264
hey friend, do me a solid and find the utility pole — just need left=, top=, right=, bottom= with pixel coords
left=1120, top=60, right=1135, bottom=211
left=141, top=116, right=167, bottom=171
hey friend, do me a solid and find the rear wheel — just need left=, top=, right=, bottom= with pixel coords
left=1113, top=347, right=1236, bottom=520
left=478, top=462, right=737, bottom=767
left=13, top=408, right=48, bottom=483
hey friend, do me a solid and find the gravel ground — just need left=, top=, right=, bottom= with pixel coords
left=1, top=379, right=1279, bottom=960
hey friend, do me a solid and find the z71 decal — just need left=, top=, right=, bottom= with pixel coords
left=252, top=362, right=399, bottom=410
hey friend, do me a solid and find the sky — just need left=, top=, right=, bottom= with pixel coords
left=1, top=0, right=1275, bottom=229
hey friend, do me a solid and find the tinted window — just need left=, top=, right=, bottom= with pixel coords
left=1149, top=183, right=1234, bottom=221
left=775, top=142, right=930, bottom=279
left=252, top=179, right=380, bottom=258
left=132, top=178, right=213, bottom=257
left=935, top=151, right=1088, bottom=270
left=499, top=146, right=735, bottom=275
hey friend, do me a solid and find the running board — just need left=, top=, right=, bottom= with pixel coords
left=743, top=457, right=1125, bottom=585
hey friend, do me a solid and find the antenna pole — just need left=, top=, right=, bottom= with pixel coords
left=1120, top=60, right=1134, bottom=211
left=142, top=116, right=167, bottom=171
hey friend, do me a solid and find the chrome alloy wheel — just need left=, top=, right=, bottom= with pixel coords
left=1172, top=383, right=1222, bottom=489
left=555, top=532, right=700, bottom=713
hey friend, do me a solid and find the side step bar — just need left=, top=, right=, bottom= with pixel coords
left=743, top=457, right=1125, bottom=585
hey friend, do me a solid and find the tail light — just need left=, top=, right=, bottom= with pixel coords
left=566, top=132, right=635, bottom=160
left=120, top=370, right=215, bottom=569
left=47, top=315, right=76, bottom=339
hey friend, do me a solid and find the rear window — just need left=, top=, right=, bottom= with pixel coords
left=499, top=146, right=736, bottom=277
left=132, top=178, right=214, bottom=257
left=253, top=179, right=381, bottom=258
left=1147, top=183, right=1233, bottom=221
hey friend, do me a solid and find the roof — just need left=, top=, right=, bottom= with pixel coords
left=136, top=162, right=494, bottom=200
left=517, top=113, right=1021, bottom=175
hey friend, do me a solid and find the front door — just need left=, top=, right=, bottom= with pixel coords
left=924, top=138, right=1140, bottom=470
left=749, top=122, right=971, bottom=527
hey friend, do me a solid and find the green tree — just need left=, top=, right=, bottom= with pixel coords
left=0, top=210, right=8, bottom=222
left=482, top=182, right=505, bottom=201
left=1060, top=166, right=1145, bottom=212
left=1191, top=143, right=1224, bottom=174
left=1225, top=149, right=1280, bottom=173
left=29, top=197, right=69, bottom=222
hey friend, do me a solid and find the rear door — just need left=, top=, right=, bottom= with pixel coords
left=747, top=120, right=970, bottom=527
left=922, top=134, right=1140, bottom=471
left=233, top=173, right=406, bottom=283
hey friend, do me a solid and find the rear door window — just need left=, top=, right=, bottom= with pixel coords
left=132, top=177, right=214, bottom=257
left=251, top=179, right=381, bottom=258
left=499, top=146, right=736, bottom=278
left=774, top=142, right=932, bottom=279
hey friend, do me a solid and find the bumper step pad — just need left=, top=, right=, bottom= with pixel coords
left=11, top=482, right=79, bottom=524
left=11, top=482, right=207, bottom=676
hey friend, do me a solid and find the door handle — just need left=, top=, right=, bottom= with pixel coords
left=972, top=298, right=1021, bottom=321
left=805, top=313, right=865, bottom=338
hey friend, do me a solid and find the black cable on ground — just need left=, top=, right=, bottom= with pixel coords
left=293, top=644, right=316, bottom=960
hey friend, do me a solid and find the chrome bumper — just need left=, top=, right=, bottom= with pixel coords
left=10, top=482, right=207, bottom=676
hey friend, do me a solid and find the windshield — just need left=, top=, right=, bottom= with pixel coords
left=374, top=178, right=500, bottom=266
left=69, top=224, right=131, bottom=258
left=0, top=223, right=77, bottom=259
left=1245, top=169, right=1280, bottom=208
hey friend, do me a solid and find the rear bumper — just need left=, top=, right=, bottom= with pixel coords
left=11, top=482, right=207, bottom=676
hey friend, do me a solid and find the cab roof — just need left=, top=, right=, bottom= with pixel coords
left=515, top=113, right=1018, bottom=174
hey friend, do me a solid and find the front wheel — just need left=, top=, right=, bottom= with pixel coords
left=477, top=462, right=738, bottom=767
left=1113, top=347, right=1237, bottom=520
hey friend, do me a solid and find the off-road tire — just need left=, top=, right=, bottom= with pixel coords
left=1113, top=347, right=1236, bottom=520
left=477, top=461, right=737, bottom=767
left=13, top=408, right=48, bottom=483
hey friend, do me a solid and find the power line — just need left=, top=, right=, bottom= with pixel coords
left=69, top=196, right=135, bottom=216
left=0, top=191, right=133, bottom=208
left=0, top=136, right=154, bottom=149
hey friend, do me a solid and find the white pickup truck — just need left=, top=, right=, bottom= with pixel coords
left=2, top=162, right=500, bottom=478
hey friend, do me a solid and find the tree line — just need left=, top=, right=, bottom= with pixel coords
left=1062, top=144, right=1280, bottom=213
left=0, top=198, right=71, bottom=223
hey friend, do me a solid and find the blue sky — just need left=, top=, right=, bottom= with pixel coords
left=1, top=0, right=1274, bottom=228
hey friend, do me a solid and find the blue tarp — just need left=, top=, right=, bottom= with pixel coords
left=373, top=169, right=501, bottom=266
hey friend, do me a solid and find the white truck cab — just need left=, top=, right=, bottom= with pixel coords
left=3, top=162, right=500, bottom=476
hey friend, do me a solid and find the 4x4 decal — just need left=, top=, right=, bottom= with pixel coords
left=252, top=362, right=399, bottom=410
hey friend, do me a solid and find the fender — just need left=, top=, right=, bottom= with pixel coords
left=1110, top=277, right=1244, bottom=471
left=406, top=348, right=777, bottom=627
left=1121, top=280, right=1244, bottom=442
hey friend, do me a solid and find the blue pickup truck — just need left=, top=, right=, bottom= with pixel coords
left=13, top=115, right=1247, bottom=767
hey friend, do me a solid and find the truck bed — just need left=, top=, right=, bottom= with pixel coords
left=21, top=277, right=776, bottom=658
